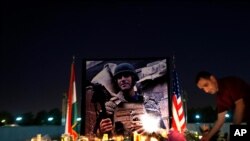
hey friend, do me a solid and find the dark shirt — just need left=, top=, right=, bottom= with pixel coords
left=216, top=76, right=250, bottom=122
left=123, top=92, right=144, bottom=103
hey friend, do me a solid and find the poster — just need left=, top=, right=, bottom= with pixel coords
left=81, top=58, right=171, bottom=138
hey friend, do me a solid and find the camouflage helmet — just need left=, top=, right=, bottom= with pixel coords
left=113, top=63, right=139, bottom=81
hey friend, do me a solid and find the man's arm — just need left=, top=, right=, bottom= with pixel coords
left=202, top=111, right=226, bottom=141
left=234, top=98, right=245, bottom=124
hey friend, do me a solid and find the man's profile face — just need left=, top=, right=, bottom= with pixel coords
left=197, top=76, right=218, bottom=95
left=116, top=72, right=133, bottom=91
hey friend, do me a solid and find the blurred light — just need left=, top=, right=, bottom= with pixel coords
left=225, top=113, right=230, bottom=118
left=140, top=113, right=160, bottom=133
left=48, top=117, right=54, bottom=121
left=9, top=124, right=18, bottom=127
left=1, top=119, right=6, bottom=123
left=16, top=116, right=22, bottom=121
left=195, top=114, right=200, bottom=119
left=77, top=117, right=81, bottom=121
left=150, top=137, right=158, bottom=141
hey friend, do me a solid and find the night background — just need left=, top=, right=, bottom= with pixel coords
left=1, top=0, right=250, bottom=117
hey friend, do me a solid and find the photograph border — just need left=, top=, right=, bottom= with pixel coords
left=80, top=57, right=172, bottom=136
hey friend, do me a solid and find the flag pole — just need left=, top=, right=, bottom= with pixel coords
left=170, top=53, right=187, bottom=132
left=173, top=54, right=188, bottom=124
left=169, top=53, right=175, bottom=129
left=72, top=55, right=75, bottom=63
left=65, top=56, right=78, bottom=140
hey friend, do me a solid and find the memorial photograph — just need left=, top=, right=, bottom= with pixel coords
left=82, top=58, right=170, bottom=140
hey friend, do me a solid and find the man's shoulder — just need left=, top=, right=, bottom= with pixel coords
left=219, top=76, right=247, bottom=85
left=220, top=76, right=242, bottom=81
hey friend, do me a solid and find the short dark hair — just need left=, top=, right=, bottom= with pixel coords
left=195, top=71, right=213, bottom=84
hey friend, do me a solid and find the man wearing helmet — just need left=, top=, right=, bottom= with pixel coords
left=111, top=62, right=141, bottom=104
left=97, top=62, right=166, bottom=137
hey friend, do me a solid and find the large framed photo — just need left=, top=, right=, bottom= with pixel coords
left=81, top=58, right=171, bottom=138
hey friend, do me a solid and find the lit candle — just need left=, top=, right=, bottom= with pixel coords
left=37, top=134, right=42, bottom=141
left=94, top=137, right=101, bottom=141
left=150, top=137, right=158, bottom=141
left=137, top=134, right=141, bottom=141
left=80, top=136, right=89, bottom=141
left=102, top=133, right=108, bottom=141
left=140, top=135, right=147, bottom=141
left=115, top=135, right=123, bottom=141
left=133, top=132, right=138, bottom=141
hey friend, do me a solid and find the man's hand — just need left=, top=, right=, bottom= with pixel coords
left=105, top=96, right=120, bottom=115
left=200, top=111, right=226, bottom=141
left=200, top=134, right=210, bottom=141
left=130, top=110, right=147, bottom=135
left=131, top=121, right=146, bottom=135
left=100, top=118, right=113, bottom=133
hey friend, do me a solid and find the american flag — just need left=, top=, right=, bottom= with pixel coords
left=171, top=69, right=187, bottom=132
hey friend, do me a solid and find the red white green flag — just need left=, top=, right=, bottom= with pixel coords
left=65, top=60, right=78, bottom=140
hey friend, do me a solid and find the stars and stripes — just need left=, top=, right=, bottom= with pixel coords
left=171, top=69, right=186, bottom=132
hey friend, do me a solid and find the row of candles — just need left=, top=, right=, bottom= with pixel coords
left=61, top=132, right=161, bottom=141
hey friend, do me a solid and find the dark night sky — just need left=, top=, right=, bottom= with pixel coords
left=1, top=0, right=250, bottom=115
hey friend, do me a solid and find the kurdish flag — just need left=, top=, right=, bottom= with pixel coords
left=65, top=60, right=78, bottom=140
